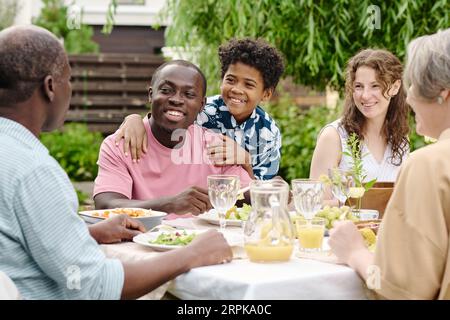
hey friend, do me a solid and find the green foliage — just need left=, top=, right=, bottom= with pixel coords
left=40, top=123, right=103, bottom=181
left=33, top=0, right=99, bottom=54
left=102, top=0, right=118, bottom=34
left=158, top=0, right=449, bottom=93
left=0, top=0, right=19, bottom=30
left=75, top=188, right=89, bottom=206
left=265, top=98, right=340, bottom=181
left=343, top=133, right=377, bottom=190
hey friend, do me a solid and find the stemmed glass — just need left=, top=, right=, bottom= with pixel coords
left=327, top=168, right=355, bottom=207
left=207, top=175, right=240, bottom=231
left=291, top=179, right=324, bottom=220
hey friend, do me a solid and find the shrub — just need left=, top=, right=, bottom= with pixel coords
left=33, top=0, right=99, bottom=54
left=40, top=123, right=103, bottom=181
left=265, top=97, right=340, bottom=181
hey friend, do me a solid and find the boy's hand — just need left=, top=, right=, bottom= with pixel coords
left=114, top=114, right=147, bottom=162
left=207, top=135, right=251, bottom=166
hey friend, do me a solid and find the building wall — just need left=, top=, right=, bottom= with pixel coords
left=91, top=25, right=165, bottom=54
left=15, top=0, right=167, bottom=26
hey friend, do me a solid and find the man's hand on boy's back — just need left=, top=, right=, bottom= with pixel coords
left=164, top=186, right=212, bottom=215
left=114, top=113, right=147, bottom=162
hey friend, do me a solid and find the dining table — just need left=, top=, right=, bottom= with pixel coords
left=100, top=216, right=370, bottom=300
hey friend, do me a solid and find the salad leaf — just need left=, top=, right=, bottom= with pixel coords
left=150, top=230, right=196, bottom=246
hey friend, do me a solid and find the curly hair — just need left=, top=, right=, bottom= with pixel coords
left=0, top=25, right=67, bottom=106
left=341, top=49, right=410, bottom=166
left=218, top=38, right=285, bottom=90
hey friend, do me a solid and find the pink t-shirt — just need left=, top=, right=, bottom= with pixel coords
left=94, top=119, right=252, bottom=200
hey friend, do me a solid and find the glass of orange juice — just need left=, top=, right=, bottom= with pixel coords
left=296, top=217, right=326, bottom=252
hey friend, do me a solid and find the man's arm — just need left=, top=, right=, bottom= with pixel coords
left=94, top=191, right=173, bottom=212
left=14, top=165, right=124, bottom=299
left=95, top=188, right=212, bottom=215
left=120, top=229, right=232, bottom=299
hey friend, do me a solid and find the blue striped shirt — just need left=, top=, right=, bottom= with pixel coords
left=196, top=95, right=282, bottom=180
left=0, top=117, right=124, bottom=299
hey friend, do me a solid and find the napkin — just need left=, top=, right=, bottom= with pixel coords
left=164, top=213, right=193, bottom=220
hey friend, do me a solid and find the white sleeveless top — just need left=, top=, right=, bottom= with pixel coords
left=322, top=119, right=409, bottom=182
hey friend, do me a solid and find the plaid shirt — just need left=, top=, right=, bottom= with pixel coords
left=196, top=95, right=281, bottom=180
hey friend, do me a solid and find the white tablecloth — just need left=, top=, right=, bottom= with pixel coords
left=102, top=217, right=369, bottom=300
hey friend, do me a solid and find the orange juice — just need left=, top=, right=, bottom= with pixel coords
left=297, top=226, right=324, bottom=249
left=244, top=244, right=293, bottom=262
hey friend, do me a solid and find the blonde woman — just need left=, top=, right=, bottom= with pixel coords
left=329, top=29, right=450, bottom=299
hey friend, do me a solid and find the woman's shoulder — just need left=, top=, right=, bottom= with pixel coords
left=319, top=118, right=347, bottom=140
left=317, top=125, right=341, bottom=147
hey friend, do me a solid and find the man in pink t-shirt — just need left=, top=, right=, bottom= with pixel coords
left=94, top=60, right=252, bottom=215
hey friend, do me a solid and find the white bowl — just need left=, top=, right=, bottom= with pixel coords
left=79, top=208, right=167, bottom=231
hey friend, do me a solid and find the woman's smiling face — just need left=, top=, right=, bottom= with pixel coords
left=352, top=66, right=399, bottom=122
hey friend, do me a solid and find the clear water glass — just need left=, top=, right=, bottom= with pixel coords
left=291, top=179, right=324, bottom=220
left=327, top=168, right=355, bottom=207
left=207, top=175, right=240, bottom=231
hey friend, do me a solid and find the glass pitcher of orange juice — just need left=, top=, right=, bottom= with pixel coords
left=244, top=180, right=295, bottom=262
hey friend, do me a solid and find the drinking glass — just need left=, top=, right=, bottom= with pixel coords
left=291, top=179, right=324, bottom=220
left=327, top=168, right=355, bottom=207
left=296, top=217, right=326, bottom=252
left=207, top=175, right=240, bottom=231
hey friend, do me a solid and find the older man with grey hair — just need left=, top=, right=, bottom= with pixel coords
left=0, top=25, right=232, bottom=300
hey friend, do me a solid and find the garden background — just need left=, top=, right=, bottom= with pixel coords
left=1, top=0, right=448, bottom=205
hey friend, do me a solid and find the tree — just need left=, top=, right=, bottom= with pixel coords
left=158, top=0, right=449, bottom=93
left=0, top=0, right=20, bottom=31
left=33, top=0, right=99, bottom=54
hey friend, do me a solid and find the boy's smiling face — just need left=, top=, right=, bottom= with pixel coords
left=220, top=62, right=273, bottom=124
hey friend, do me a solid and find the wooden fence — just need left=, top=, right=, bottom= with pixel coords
left=67, top=53, right=165, bottom=133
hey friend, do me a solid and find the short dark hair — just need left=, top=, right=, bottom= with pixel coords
left=218, top=38, right=285, bottom=90
left=0, top=26, right=67, bottom=105
left=150, top=60, right=207, bottom=96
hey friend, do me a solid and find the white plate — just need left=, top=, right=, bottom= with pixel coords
left=133, top=229, right=204, bottom=251
left=197, top=209, right=245, bottom=227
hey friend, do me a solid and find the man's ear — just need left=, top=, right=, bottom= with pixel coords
left=199, top=96, right=206, bottom=113
left=148, top=87, right=153, bottom=103
left=43, top=75, right=55, bottom=102
left=389, top=79, right=402, bottom=97
left=261, top=88, right=274, bottom=102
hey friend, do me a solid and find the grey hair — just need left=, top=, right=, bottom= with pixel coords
left=0, top=25, right=67, bottom=105
left=404, top=28, right=450, bottom=101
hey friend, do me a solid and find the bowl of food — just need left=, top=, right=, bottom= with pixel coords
left=79, top=208, right=167, bottom=231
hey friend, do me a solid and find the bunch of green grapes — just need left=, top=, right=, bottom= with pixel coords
left=315, top=206, right=359, bottom=229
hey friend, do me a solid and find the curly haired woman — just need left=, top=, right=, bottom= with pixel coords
left=310, top=49, right=410, bottom=198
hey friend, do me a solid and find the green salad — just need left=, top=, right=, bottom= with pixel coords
left=150, top=230, right=196, bottom=246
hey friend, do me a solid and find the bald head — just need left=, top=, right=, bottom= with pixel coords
left=0, top=25, right=67, bottom=106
